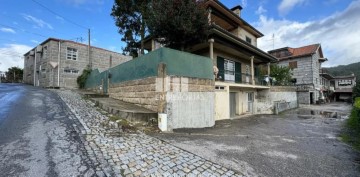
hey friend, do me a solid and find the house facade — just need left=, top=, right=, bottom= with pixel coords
left=268, top=44, right=328, bottom=104
left=144, top=0, right=291, bottom=120
left=320, top=69, right=356, bottom=102
left=23, top=38, right=131, bottom=88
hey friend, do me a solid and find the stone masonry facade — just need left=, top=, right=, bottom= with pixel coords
left=108, top=76, right=214, bottom=112
left=23, top=38, right=131, bottom=88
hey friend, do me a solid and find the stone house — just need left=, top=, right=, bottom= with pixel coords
left=142, top=0, right=298, bottom=120
left=23, top=38, right=131, bottom=88
left=268, top=44, right=328, bottom=104
left=320, top=69, right=356, bottom=101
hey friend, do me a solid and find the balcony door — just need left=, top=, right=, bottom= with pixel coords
left=217, top=57, right=242, bottom=83
left=224, top=60, right=235, bottom=82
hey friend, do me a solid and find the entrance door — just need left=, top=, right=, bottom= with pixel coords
left=310, top=92, right=314, bottom=104
left=229, top=92, right=236, bottom=117
left=247, top=92, right=254, bottom=113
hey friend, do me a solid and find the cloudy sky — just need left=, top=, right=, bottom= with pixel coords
left=0, top=0, right=358, bottom=72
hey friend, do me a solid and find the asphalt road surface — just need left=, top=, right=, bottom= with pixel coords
left=153, top=103, right=360, bottom=177
left=0, top=84, right=96, bottom=177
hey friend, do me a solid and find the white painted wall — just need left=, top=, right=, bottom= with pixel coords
left=166, top=92, right=215, bottom=130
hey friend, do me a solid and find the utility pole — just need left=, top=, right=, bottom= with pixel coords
left=13, top=71, right=15, bottom=83
left=88, top=29, right=91, bottom=69
left=272, top=33, right=275, bottom=50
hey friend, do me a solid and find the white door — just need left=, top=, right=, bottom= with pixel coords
left=247, top=92, right=254, bottom=113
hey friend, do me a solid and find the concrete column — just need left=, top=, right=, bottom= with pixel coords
left=267, top=62, right=270, bottom=86
left=151, top=39, right=155, bottom=51
left=208, top=8, right=212, bottom=25
left=208, top=39, right=214, bottom=60
left=251, top=56, right=255, bottom=85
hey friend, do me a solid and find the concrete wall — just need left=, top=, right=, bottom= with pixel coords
left=257, top=86, right=298, bottom=114
left=297, top=91, right=310, bottom=105
left=230, top=27, right=257, bottom=47
left=166, top=92, right=215, bottom=130
left=214, top=90, right=228, bottom=120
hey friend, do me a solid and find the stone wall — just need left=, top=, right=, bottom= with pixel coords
left=108, top=76, right=215, bottom=113
left=109, top=77, right=159, bottom=112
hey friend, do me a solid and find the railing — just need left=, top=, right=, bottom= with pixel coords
left=216, top=72, right=269, bottom=86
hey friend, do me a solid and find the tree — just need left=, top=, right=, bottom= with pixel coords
left=5, top=67, right=23, bottom=83
left=270, top=64, right=293, bottom=86
left=353, top=79, right=360, bottom=101
left=146, top=0, right=208, bottom=50
left=111, top=0, right=150, bottom=57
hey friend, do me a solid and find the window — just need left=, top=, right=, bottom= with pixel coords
left=215, top=86, right=225, bottom=90
left=289, top=61, right=297, bottom=69
left=42, top=46, right=48, bottom=59
left=67, top=47, right=78, bottom=60
left=224, top=59, right=235, bottom=81
left=64, top=68, right=79, bottom=74
left=245, top=36, right=252, bottom=44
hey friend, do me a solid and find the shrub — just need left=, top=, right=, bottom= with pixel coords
left=347, top=98, right=360, bottom=131
left=343, top=97, right=360, bottom=150
left=77, top=69, right=92, bottom=89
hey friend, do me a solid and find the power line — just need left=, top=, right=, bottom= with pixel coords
left=31, top=0, right=88, bottom=29
left=0, top=23, right=47, bottom=38
left=0, top=52, right=23, bottom=58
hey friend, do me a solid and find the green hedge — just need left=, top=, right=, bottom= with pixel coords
left=343, top=97, right=360, bottom=150
left=347, top=97, right=360, bottom=131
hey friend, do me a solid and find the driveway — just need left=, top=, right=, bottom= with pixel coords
left=152, top=103, right=360, bottom=177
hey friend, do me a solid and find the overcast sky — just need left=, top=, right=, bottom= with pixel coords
left=0, top=0, right=358, bottom=72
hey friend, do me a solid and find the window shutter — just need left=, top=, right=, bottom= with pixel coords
left=235, top=62, right=241, bottom=83
left=217, top=57, right=225, bottom=81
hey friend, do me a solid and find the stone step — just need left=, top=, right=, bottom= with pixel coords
left=91, top=97, right=157, bottom=122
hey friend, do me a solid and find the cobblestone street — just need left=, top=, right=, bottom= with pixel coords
left=56, top=90, right=242, bottom=177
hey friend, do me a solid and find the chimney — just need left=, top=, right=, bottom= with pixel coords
left=231, top=5, right=243, bottom=17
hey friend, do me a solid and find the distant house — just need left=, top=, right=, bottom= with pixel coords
left=143, top=0, right=297, bottom=120
left=268, top=44, right=328, bottom=104
left=320, top=69, right=356, bottom=102
left=23, top=38, right=131, bottom=88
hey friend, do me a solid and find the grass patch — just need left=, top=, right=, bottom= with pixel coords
left=341, top=97, right=360, bottom=151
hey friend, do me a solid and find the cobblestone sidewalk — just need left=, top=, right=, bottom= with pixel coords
left=55, top=90, right=243, bottom=177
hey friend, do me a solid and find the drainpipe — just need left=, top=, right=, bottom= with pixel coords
left=58, top=41, right=61, bottom=87
left=33, top=50, right=36, bottom=86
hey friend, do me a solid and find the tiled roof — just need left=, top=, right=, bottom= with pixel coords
left=269, top=44, right=322, bottom=61
left=288, top=44, right=319, bottom=57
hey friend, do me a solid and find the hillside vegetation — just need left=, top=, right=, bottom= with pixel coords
left=326, top=62, right=360, bottom=79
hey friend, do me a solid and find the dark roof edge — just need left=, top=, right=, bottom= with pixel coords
left=24, top=37, right=126, bottom=56
left=211, top=0, right=264, bottom=37
left=230, top=5, right=243, bottom=11
left=210, top=25, right=277, bottom=62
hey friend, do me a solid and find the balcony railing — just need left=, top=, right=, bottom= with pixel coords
left=216, top=72, right=269, bottom=86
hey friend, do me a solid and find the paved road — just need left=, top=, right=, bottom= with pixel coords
left=0, top=84, right=96, bottom=177
left=152, top=103, right=360, bottom=177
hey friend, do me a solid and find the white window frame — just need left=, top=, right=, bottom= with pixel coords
left=224, top=59, right=235, bottom=82
left=66, top=47, right=78, bottom=60
left=64, top=68, right=79, bottom=74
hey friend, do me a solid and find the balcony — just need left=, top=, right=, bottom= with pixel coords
left=216, top=72, right=269, bottom=86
